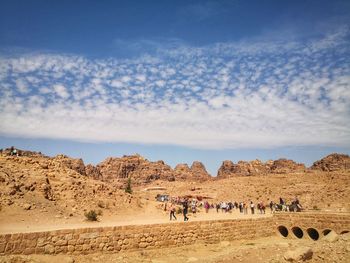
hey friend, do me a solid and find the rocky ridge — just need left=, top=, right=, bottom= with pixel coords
left=217, top=158, right=306, bottom=178
left=311, top=153, right=350, bottom=172
left=94, top=154, right=175, bottom=184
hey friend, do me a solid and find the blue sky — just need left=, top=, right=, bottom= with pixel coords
left=0, top=0, right=349, bottom=175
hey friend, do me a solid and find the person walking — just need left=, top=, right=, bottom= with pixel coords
left=183, top=199, right=189, bottom=221
left=169, top=203, right=177, bottom=221
left=250, top=201, right=255, bottom=215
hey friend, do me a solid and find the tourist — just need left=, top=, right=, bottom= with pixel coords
left=216, top=203, right=220, bottom=213
left=243, top=203, right=248, bottom=214
left=169, top=203, right=177, bottom=221
left=204, top=201, right=210, bottom=213
left=183, top=199, right=189, bottom=221
left=221, top=201, right=227, bottom=213
left=269, top=201, right=274, bottom=213
left=191, top=200, right=197, bottom=215
left=250, top=201, right=255, bottom=214
left=239, top=202, right=243, bottom=213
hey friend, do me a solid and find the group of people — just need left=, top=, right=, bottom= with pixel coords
left=165, top=196, right=302, bottom=221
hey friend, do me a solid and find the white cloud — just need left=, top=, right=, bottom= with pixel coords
left=53, top=84, right=69, bottom=98
left=0, top=28, right=349, bottom=149
left=15, top=79, right=29, bottom=94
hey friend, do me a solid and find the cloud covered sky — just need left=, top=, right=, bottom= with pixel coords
left=0, top=0, right=349, bottom=173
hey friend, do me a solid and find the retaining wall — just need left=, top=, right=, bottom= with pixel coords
left=0, top=213, right=349, bottom=255
left=0, top=218, right=274, bottom=255
left=274, top=213, right=350, bottom=240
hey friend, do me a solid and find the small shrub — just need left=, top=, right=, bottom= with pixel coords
left=312, top=205, right=320, bottom=211
left=84, top=210, right=98, bottom=221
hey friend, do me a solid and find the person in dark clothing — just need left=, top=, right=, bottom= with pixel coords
left=183, top=199, right=189, bottom=221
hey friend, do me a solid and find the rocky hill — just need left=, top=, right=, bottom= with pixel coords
left=0, top=150, right=139, bottom=218
left=93, top=154, right=175, bottom=184
left=311, top=153, right=350, bottom=172
left=217, top=158, right=305, bottom=179
left=174, top=161, right=211, bottom=181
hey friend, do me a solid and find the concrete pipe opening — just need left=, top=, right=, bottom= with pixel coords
left=292, top=227, right=303, bottom=239
left=307, top=228, right=319, bottom=241
left=340, top=230, right=349, bottom=235
left=278, top=226, right=289, bottom=237
left=323, top=229, right=332, bottom=236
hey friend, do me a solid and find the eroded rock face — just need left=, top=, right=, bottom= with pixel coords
left=53, top=155, right=86, bottom=176
left=174, top=164, right=192, bottom=180
left=311, top=153, right=350, bottom=172
left=217, top=159, right=271, bottom=178
left=85, top=164, right=103, bottom=180
left=190, top=161, right=211, bottom=181
left=96, top=155, right=175, bottom=184
left=217, top=158, right=305, bottom=178
left=270, top=159, right=306, bottom=174
left=217, top=160, right=236, bottom=179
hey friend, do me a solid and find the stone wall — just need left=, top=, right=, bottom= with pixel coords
left=1, top=213, right=349, bottom=256
left=0, top=218, right=274, bottom=255
left=274, top=213, right=350, bottom=236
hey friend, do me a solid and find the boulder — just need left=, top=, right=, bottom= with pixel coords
left=283, top=247, right=313, bottom=262
left=322, top=231, right=339, bottom=242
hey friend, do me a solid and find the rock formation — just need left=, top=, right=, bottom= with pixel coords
left=53, top=154, right=86, bottom=176
left=174, top=163, right=192, bottom=180
left=96, top=154, right=175, bottom=184
left=217, top=158, right=305, bottom=178
left=270, top=159, right=306, bottom=174
left=190, top=161, right=211, bottom=181
left=217, top=159, right=272, bottom=178
left=311, top=153, right=350, bottom=172
left=173, top=162, right=211, bottom=181
left=85, top=164, right=103, bottom=180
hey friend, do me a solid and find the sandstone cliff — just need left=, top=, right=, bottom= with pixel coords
left=95, top=154, right=175, bottom=184
left=270, top=159, right=306, bottom=174
left=217, top=158, right=305, bottom=178
left=311, top=153, right=350, bottom=172
left=174, top=163, right=192, bottom=180
left=190, top=161, right=212, bottom=181
left=173, top=162, right=211, bottom=181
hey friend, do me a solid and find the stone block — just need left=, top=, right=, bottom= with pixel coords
left=68, top=240, right=77, bottom=245
left=44, top=244, right=55, bottom=254
left=23, top=247, right=36, bottom=255
left=35, top=247, right=45, bottom=254
left=56, top=240, right=68, bottom=246
left=67, top=245, right=75, bottom=252
left=83, top=244, right=91, bottom=251
left=0, top=243, right=5, bottom=253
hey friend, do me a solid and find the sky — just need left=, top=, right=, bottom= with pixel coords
left=0, top=0, right=349, bottom=175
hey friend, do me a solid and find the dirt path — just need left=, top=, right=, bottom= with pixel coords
left=0, top=207, right=272, bottom=234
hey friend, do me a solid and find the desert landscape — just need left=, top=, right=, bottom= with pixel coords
left=0, top=147, right=349, bottom=262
